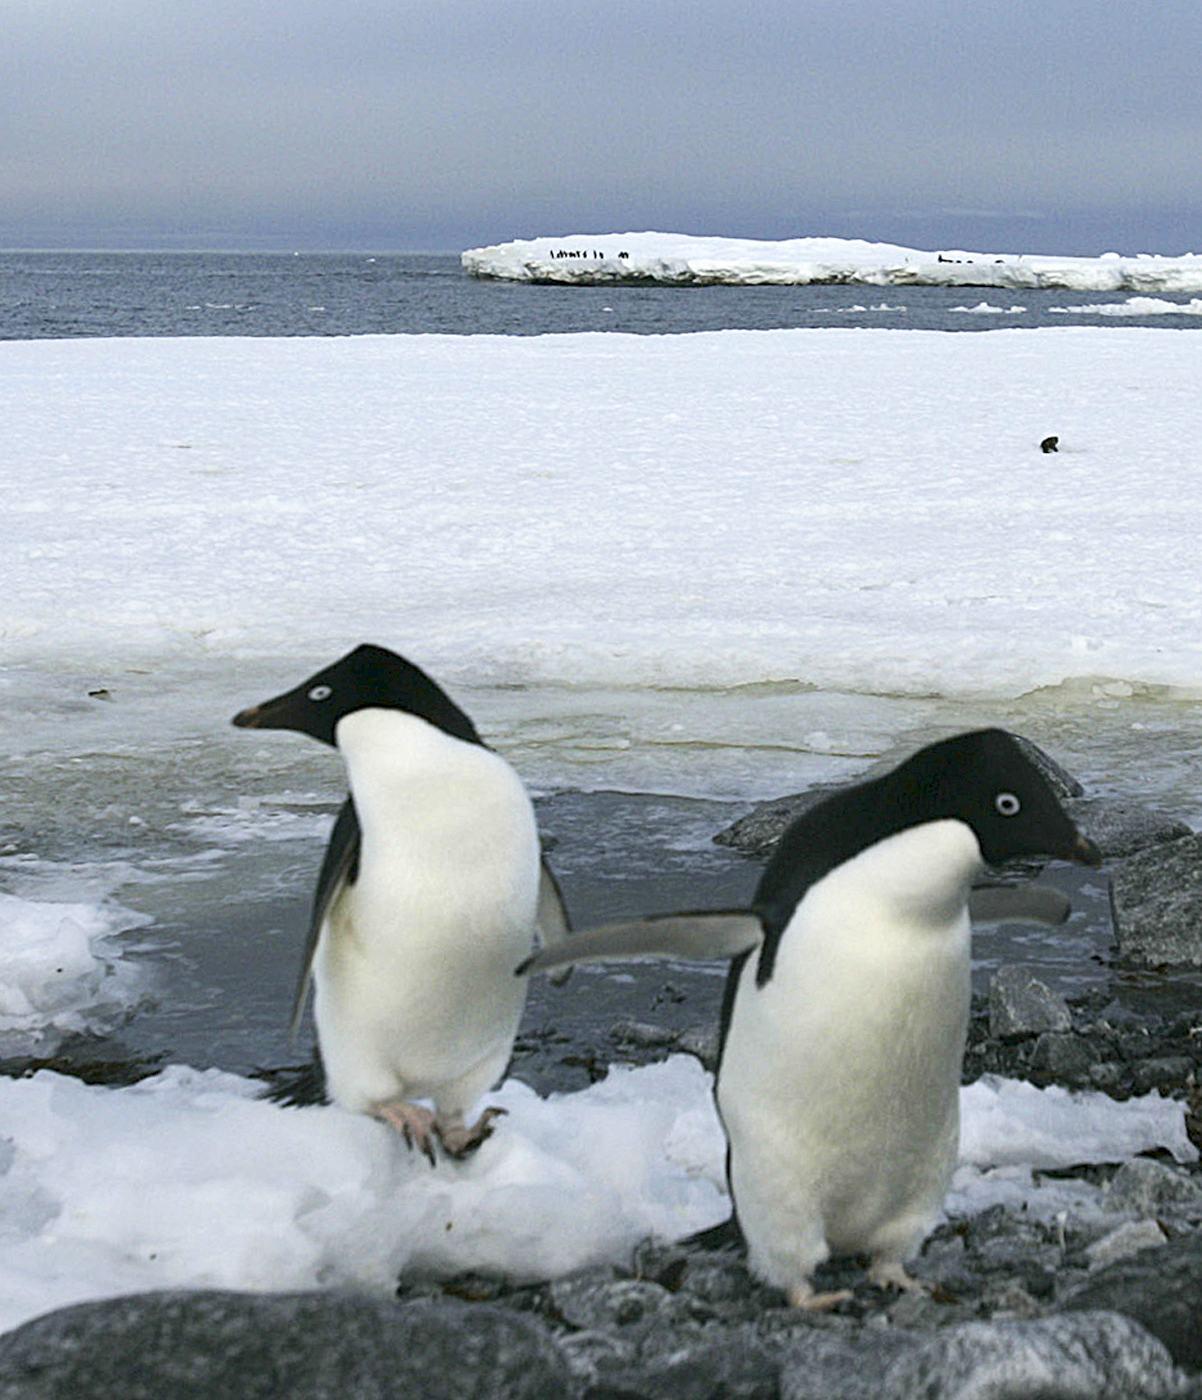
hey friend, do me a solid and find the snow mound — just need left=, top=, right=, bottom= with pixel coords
left=463, top=232, right=1202, bottom=292
left=0, top=1056, right=1192, bottom=1335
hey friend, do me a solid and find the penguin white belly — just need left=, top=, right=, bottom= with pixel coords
left=315, top=710, right=540, bottom=1116
left=717, top=821, right=976, bottom=1293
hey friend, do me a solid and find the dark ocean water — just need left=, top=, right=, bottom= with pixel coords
left=3, top=250, right=1199, bottom=340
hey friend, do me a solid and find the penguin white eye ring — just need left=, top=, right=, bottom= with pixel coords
left=308, top=684, right=333, bottom=702
left=995, top=791, right=1021, bottom=816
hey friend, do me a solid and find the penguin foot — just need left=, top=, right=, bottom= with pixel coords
left=867, top=1260, right=928, bottom=1294
left=786, top=1285, right=853, bottom=1312
left=437, top=1107, right=508, bottom=1159
left=373, top=1101, right=439, bottom=1166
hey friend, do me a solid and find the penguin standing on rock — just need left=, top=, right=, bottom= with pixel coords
left=233, top=644, right=571, bottom=1161
left=522, top=729, right=1099, bottom=1306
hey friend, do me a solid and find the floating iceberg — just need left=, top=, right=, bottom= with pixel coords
left=463, top=232, right=1202, bottom=292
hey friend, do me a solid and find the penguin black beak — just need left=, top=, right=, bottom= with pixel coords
left=231, top=704, right=265, bottom=729
left=1069, top=833, right=1103, bottom=867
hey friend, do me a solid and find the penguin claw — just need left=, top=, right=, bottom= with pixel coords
left=373, top=1101, right=439, bottom=1164
left=437, top=1107, right=508, bottom=1159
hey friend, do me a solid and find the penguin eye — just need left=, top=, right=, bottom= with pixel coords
left=308, top=685, right=332, bottom=702
left=994, top=792, right=1021, bottom=817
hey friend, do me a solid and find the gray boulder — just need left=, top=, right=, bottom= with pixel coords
left=0, top=1290, right=572, bottom=1400
left=1065, top=797, right=1192, bottom=860
left=1104, top=1158, right=1202, bottom=1218
left=781, top=1311, right=1187, bottom=1399
left=1111, top=834, right=1202, bottom=966
left=989, top=964, right=1073, bottom=1039
left=713, top=787, right=836, bottom=858
left=1061, top=1232, right=1202, bottom=1371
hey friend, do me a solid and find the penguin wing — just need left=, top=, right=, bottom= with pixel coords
left=536, top=858, right=574, bottom=987
left=968, top=883, right=1070, bottom=926
left=518, top=909, right=764, bottom=977
left=289, top=796, right=361, bottom=1038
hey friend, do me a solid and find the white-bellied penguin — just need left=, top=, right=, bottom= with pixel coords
left=521, top=729, right=1100, bottom=1306
left=233, top=643, right=572, bottom=1161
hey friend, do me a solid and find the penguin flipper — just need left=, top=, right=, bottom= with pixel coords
left=968, top=882, right=1070, bottom=926
left=536, top=857, right=574, bottom=987
left=518, top=910, right=764, bottom=977
left=289, top=796, right=361, bottom=1039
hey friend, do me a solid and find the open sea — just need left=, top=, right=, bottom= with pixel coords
left=5, top=250, right=1202, bottom=340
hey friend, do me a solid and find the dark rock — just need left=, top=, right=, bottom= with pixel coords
left=1105, top=1158, right=1202, bottom=1218
left=1112, top=834, right=1202, bottom=966
left=990, top=964, right=1073, bottom=1039
left=1132, top=1058, right=1196, bottom=1095
left=1065, top=797, right=1192, bottom=860
left=1086, top=1220, right=1169, bottom=1270
left=712, top=788, right=836, bottom=858
left=596, top=1338, right=779, bottom=1399
left=888, top=1311, right=1187, bottom=1398
left=1060, top=1232, right=1202, bottom=1371
left=677, top=1026, right=720, bottom=1071
left=0, top=1290, right=572, bottom=1400
left=1089, top=1061, right=1127, bottom=1092
left=1030, top=1032, right=1099, bottom=1085
left=608, top=1020, right=680, bottom=1052
left=549, top=1271, right=685, bottom=1331
left=676, top=1254, right=755, bottom=1305
left=782, top=1311, right=1186, bottom=1399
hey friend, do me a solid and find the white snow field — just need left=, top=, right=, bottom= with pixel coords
left=463, top=232, right=1202, bottom=291
left=3, top=328, right=1201, bottom=707
left=0, top=1054, right=1192, bottom=1334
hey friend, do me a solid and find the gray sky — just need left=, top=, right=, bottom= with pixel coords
left=3, top=0, right=1200, bottom=253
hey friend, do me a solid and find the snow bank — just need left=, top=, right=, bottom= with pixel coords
left=0, top=894, right=149, bottom=1053
left=0, top=1056, right=1191, bottom=1335
left=1051, top=296, right=1202, bottom=317
left=463, top=232, right=1202, bottom=292
left=3, top=329, right=1202, bottom=704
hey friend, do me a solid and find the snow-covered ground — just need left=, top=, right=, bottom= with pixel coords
left=2, top=325, right=1200, bottom=1334
left=0, top=1054, right=1191, bottom=1335
left=3, top=328, right=1200, bottom=706
left=463, top=232, right=1202, bottom=291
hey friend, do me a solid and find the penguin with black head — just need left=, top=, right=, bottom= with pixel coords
left=522, top=729, right=1099, bottom=1306
left=233, top=643, right=571, bottom=1161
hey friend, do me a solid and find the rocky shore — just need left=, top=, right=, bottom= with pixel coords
left=2, top=744, right=1201, bottom=1397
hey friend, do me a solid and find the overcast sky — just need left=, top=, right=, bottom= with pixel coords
left=3, top=0, right=1200, bottom=253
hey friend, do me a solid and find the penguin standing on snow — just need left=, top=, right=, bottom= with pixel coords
left=233, top=643, right=571, bottom=1161
left=522, top=729, right=1099, bottom=1306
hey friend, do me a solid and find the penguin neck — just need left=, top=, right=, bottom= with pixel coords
left=812, top=818, right=983, bottom=930
left=334, top=709, right=492, bottom=842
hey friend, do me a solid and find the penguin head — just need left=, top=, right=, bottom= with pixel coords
left=894, top=728, right=1100, bottom=868
left=231, top=644, right=481, bottom=748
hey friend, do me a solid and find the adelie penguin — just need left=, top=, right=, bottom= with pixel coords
left=233, top=643, right=572, bottom=1162
left=522, top=729, right=1100, bottom=1307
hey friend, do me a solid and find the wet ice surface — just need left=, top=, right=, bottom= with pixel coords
left=0, top=735, right=1149, bottom=1081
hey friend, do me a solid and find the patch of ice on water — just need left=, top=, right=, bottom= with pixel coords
left=0, top=892, right=151, bottom=1053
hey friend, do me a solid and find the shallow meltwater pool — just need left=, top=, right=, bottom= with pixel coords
left=2, top=668, right=1198, bottom=1081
